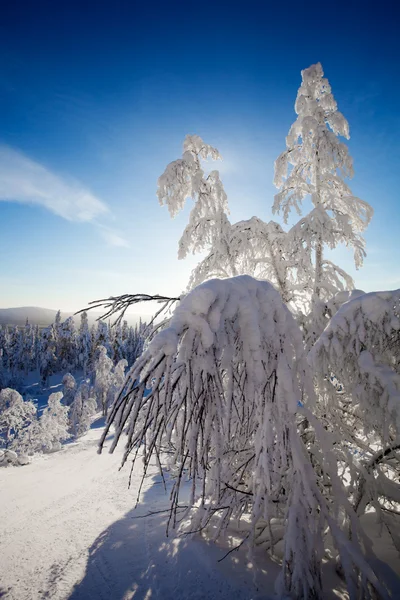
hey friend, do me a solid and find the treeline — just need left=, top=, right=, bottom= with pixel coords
left=0, top=310, right=147, bottom=390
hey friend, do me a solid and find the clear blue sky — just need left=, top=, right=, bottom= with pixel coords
left=0, top=0, right=399, bottom=311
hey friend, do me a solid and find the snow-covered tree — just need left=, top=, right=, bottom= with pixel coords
left=38, top=392, right=70, bottom=452
left=0, top=388, right=37, bottom=452
left=106, top=358, right=128, bottom=411
left=93, top=345, right=114, bottom=415
left=21, top=321, right=35, bottom=375
left=158, top=134, right=239, bottom=280
left=87, top=63, right=397, bottom=599
left=94, top=321, right=111, bottom=356
left=39, top=325, right=57, bottom=387
left=77, top=312, right=92, bottom=375
left=157, top=137, right=304, bottom=300
left=101, top=276, right=388, bottom=599
left=57, top=316, right=77, bottom=371
left=126, top=321, right=147, bottom=366
left=273, top=62, right=373, bottom=343
left=69, top=381, right=97, bottom=437
left=7, top=326, right=23, bottom=377
left=62, top=372, right=77, bottom=406
left=111, top=323, right=125, bottom=363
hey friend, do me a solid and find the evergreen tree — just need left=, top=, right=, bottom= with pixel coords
left=39, top=325, right=57, bottom=387
left=77, top=311, right=91, bottom=375
left=57, top=317, right=77, bottom=371
left=273, top=62, right=373, bottom=343
left=93, top=345, right=113, bottom=415
left=62, top=372, right=76, bottom=406
left=69, top=382, right=97, bottom=437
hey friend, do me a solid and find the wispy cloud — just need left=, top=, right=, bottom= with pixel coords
left=97, top=224, right=130, bottom=248
left=0, top=144, right=108, bottom=222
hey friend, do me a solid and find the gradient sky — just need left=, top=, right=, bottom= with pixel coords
left=0, top=0, right=399, bottom=312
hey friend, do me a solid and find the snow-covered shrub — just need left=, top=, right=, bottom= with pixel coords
left=0, top=448, right=19, bottom=467
left=101, top=276, right=387, bottom=599
left=0, top=388, right=37, bottom=453
left=37, top=392, right=70, bottom=452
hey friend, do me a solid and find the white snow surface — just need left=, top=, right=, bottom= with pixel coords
left=1, top=417, right=398, bottom=599
left=0, top=421, right=282, bottom=600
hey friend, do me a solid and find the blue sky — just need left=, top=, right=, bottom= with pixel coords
left=0, top=0, right=399, bottom=312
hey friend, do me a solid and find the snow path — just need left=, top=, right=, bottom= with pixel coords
left=0, top=424, right=277, bottom=600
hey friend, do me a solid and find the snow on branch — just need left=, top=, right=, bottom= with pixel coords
left=99, top=275, right=389, bottom=599
left=310, top=288, right=400, bottom=443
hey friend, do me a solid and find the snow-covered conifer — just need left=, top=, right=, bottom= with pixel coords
left=62, top=372, right=77, bottom=406
left=57, top=317, right=77, bottom=371
left=39, top=325, right=57, bottom=387
left=93, top=345, right=113, bottom=415
left=77, top=311, right=91, bottom=375
left=69, top=382, right=97, bottom=437
left=273, top=63, right=373, bottom=342
left=94, top=321, right=111, bottom=356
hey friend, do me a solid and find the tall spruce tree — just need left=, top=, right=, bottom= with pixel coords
left=273, top=62, right=373, bottom=342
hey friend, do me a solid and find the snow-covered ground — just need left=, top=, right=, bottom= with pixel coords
left=0, top=421, right=280, bottom=600
left=1, top=418, right=398, bottom=600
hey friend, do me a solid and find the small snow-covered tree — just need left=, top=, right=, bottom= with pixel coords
left=7, top=326, right=23, bottom=377
left=62, top=372, right=77, bottom=406
left=112, top=358, right=127, bottom=389
left=111, top=323, right=125, bottom=363
left=38, top=392, right=70, bottom=452
left=273, top=62, right=373, bottom=343
left=106, top=358, right=128, bottom=410
left=39, top=325, right=57, bottom=387
left=77, top=311, right=91, bottom=375
left=58, top=316, right=77, bottom=371
left=70, top=381, right=97, bottom=437
left=0, top=388, right=37, bottom=452
left=94, top=321, right=111, bottom=356
left=21, top=321, right=35, bottom=375
left=93, top=345, right=113, bottom=415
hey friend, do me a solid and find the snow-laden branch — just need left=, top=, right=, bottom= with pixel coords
left=99, top=276, right=389, bottom=599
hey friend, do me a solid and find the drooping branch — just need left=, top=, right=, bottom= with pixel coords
left=75, top=293, right=181, bottom=327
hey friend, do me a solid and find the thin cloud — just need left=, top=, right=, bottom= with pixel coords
left=0, top=144, right=108, bottom=222
left=97, top=224, right=130, bottom=248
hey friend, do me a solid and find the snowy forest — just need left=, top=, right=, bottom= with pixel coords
left=1, top=63, right=399, bottom=600
left=0, top=311, right=147, bottom=462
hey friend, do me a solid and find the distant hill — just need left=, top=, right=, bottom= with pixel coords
left=0, top=307, right=143, bottom=328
